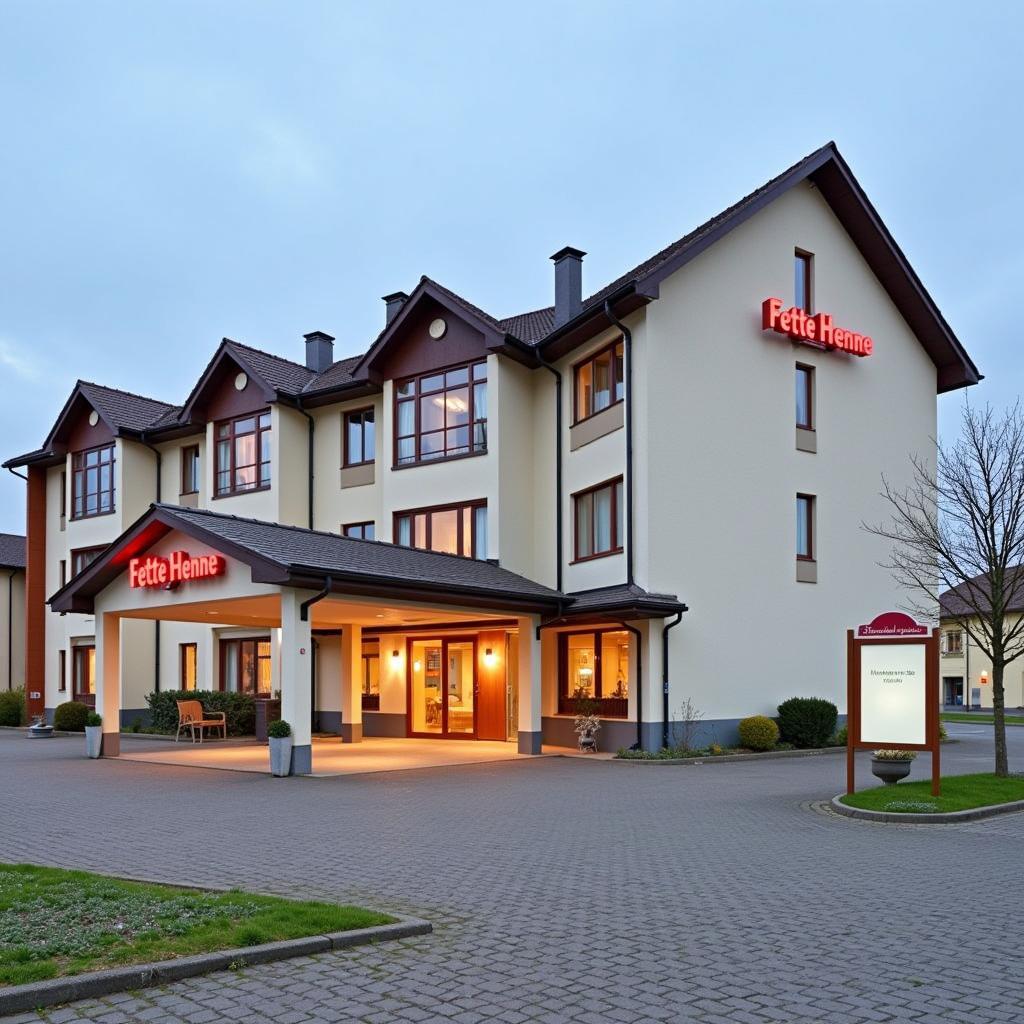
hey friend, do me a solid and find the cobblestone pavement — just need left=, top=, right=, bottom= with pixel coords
left=1, top=726, right=1022, bottom=1023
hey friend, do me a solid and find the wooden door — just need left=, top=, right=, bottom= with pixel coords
left=475, top=629, right=507, bottom=741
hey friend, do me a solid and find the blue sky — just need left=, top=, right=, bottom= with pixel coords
left=1, top=1, right=1021, bottom=532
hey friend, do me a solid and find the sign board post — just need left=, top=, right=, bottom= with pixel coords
left=847, top=611, right=940, bottom=797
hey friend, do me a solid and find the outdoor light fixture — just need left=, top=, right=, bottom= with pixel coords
left=981, top=670, right=989, bottom=684
left=391, top=649, right=399, bottom=659
left=484, top=647, right=496, bottom=666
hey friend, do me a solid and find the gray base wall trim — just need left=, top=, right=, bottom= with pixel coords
left=291, top=743, right=313, bottom=776
left=542, top=716, right=643, bottom=753
left=318, top=711, right=342, bottom=735
left=363, top=712, right=407, bottom=738
left=518, top=730, right=542, bottom=755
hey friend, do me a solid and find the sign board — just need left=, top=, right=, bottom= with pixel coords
left=129, top=552, right=226, bottom=589
left=847, top=611, right=940, bottom=796
left=761, top=297, right=874, bottom=357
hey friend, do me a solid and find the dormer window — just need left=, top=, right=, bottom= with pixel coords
left=215, top=411, right=271, bottom=497
left=395, top=361, right=487, bottom=467
left=71, top=444, right=115, bottom=519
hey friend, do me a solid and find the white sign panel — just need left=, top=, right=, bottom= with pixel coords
left=860, top=643, right=927, bottom=745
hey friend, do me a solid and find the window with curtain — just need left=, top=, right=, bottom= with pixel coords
left=221, top=638, right=272, bottom=694
left=574, top=340, right=624, bottom=422
left=559, top=629, right=630, bottom=717
left=215, top=411, right=271, bottom=496
left=71, top=444, right=115, bottom=519
left=573, top=478, right=624, bottom=560
left=395, top=361, right=487, bottom=466
left=180, top=643, right=198, bottom=690
left=394, top=501, right=487, bottom=559
left=362, top=641, right=380, bottom=710
left=180, top=445, right=200, bottom=494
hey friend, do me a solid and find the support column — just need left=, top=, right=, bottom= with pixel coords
left=340, top=624, right=363, bottom=743
left=96, top=612, right=121, bottom=756
left=280, top=590, right=313, bottom=775
left=24, top=466, right=46, bottom=722
left=517, top=615, right=542, bottom=754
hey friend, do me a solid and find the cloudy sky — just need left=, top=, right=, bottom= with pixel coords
left=1, top=1, right=1021, bottom=531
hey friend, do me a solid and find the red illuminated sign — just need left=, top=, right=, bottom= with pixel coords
left=761, top=297, right=873, bottom=357
left=129, top=551, right=225, bottom=589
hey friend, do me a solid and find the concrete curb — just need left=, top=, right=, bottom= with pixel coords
left=612, top=746, right=847, bottom=766
left=0, top=915, right=431, bottom=1016
left=830, top=794, right=1024, bottom=824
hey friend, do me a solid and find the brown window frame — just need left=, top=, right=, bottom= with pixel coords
left=361, top=640, right=380, bottom=711
left=343, top=407, right=376, bottom=467
left=219, top=636, right=273, bottom=695
left=59, top=470, right=67, bottom=521
left=393, top=360, right=488, bottom=468
left=214, top=410, right=272, bottom=498
left=394, top=499, right=487, bottom=560
left=796, top=363, right=814, bottom=430
left=58, top=650, right=66, bottom=692
left=72, top=644, right=96, bottom=706
left=59, top=560, right=67, bottom=588
left=795, top=249, right=813, bottom=314
left=557, top=628, right=630, bottom=718
left=180, top=643, right=198, bottom=690
left=71, top=545, right=107, bottom=577
left=343, top=521, right=375, bottom=541
left=572, top=338, right=625, bottom=425
left=71, top=443, right=116, bottom=520
left=797, top=493, right=815, bottom=561
left=572, top=476, right=624, bottom=563
left=180, top=444, right=201, bottom=495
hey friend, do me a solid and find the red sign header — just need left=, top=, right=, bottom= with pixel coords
left=855, top=611, right=929, bottom=639
left=761, top=297, right=873, bottom=357
left=129, top=551, right=226, bottom=589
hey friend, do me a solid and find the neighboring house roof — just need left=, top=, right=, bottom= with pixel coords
left=0, top=533, right=26, bottom=571
left=940, top=571, right=1024, bottom=619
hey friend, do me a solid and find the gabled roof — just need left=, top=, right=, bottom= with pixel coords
left=0, top=533, right=26, bottom=571
left=940, top=570, right=1024, bottom=619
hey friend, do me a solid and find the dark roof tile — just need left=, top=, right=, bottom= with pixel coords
left=77, top=381, right=177, bottom=433
left=0, top=533, right=25, bottom=569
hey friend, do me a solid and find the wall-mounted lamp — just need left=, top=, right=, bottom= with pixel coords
left=414, top=660, right=422, bottom=672
left=980, top=670, right=989, bottom=684
left=391, top=649, right=400, bottom=660
left=484, top=647, right=496, bottom=667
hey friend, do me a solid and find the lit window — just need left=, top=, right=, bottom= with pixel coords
left=395, top=501, right=487, bottom=559
left=573, top=478, right=624, bottom=561
left=395, top=362, right=487, bottom=466
left=797, top=494, right=815, bottom=560
left=796, top=365, right=814, bottom=429
left=559, top=629, right=630, bottom=717
left=344, top=408, right=375, bottom=467
left=795, top=251, right=813, bottom=313
left=71, top=445, right=115, bottom=519
left=221, top=638, right=272, bottom=694
left=362, top=640, right=380, bottom=711
left=574, top=340, right=624, bottom=422
left=215, top=412, right=271, bottom=496
left=180, top=643, right=197, bottom=690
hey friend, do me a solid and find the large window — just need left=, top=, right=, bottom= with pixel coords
left=221, top=637, right=272, bottom=695
left=797, top=494, right=815, bottom=560
left=395, top=361, right=487, bottom=466
left=573, top=477, right=624, bottom=561
left=796, top=364, right=814, bottom=429
left=395, top=500, right=487, bottom=559
left=180, top=643, right=198, bottom=690
left=558, top=629, right=631, bottom=718
left=71, top=546, right=107, bottom=577
left=71, top=444, right=115, bottom=519
left=344, top=408, right=375, bottom=466
left=574, top=340, right=624, bottom=423
left=181, top=445, right=200, bottom=495
left=215, top=411, right=271, bottom=496
left=795, top=250, right=813, bottom=313
left=362, top=640, right=380, bottom=711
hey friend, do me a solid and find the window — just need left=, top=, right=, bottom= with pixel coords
left=558, top=629, right=631, bottom=717
left=180, top=643, right=198, bottom=690
left=796, top=364, right=814, bottom=429
left=344, top=408, right=375, bottom=467
left=59, top=560, right=67, bottom=587
left=574, top=340, right=625, bottom=422
left=362, top=640, right=380, bottom=711
left=71, top=546, right=106, bottom=576
left=395, top=361, right=487, bottom=466
left=71, top=444, right=115, bottom=519
left=573, top=478, right=624, bottom=561
left=73, top=645, right=96, bottom=703
left=58, top=650, right=66, bottom=692
left=220, top=637, right=272, bottom=694
left=795, top=250, right=813, bottom=313
left=215, top=411, right=271, bottom=496
left=59, top=471, right=67, bottom=520
left=797, top=494, right=815, bottom=560
left=943, top=631, right=964, bottom=656
left=394, top=501, right=487, bottom=559
left=343, top=522, right=375, bottom=541
left=181, top=445, right=200, bottom=495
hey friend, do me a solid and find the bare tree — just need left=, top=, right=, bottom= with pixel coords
left=868, top=403, right=1024, bottom=777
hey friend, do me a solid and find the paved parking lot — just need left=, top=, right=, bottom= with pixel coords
left=1, top=724, right=1022, bottom=1023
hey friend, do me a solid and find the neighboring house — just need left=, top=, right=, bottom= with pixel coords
left=0, top=533, right=26, bottom=692
left=940, top=579, right=1024, bottom=709
left=3, top=141, right=980, bottom=766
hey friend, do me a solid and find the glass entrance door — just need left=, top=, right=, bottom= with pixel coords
left=409, top=637, right=476, bottom=738
left=73, top=645, right=96, bottom=707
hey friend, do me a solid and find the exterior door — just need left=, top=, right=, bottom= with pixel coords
left=476, top=629, right=508, bottom=741
left=73, top=645, right=96, bottom=707
left=408, top=637, right=477, bottom=738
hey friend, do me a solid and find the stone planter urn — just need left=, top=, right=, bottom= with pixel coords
left=27, top=715, right=53, bottom=739
left=268, top=719, right=293, bottom=777
left=84, top=725, right=103, bottom=759
left=870, top=757, right=913, bottom=786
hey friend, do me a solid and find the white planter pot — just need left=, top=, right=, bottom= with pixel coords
left=269, top=736, right=293, bottom=777
left=84, top=725, right=103, bottom=759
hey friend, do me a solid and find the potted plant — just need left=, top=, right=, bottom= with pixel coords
left=870, top=748, right=916, bottom=785
left=84, top=712, right=103, bottom=759
left=27, top=714, right=53, bottom=740
left=267, top=718, right=293, bottom=777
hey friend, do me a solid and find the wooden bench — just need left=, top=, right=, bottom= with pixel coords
left=175, top=699, right=227, bottom=743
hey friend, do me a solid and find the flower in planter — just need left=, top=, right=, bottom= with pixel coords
left=873, top=749, right=917, bottom=761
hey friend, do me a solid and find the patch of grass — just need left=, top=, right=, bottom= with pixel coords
left=0, top=864, right=393, bottom=986
left=841, top=773, right=1024, bottom=814
left=940, top=712, right=1024, bottom=726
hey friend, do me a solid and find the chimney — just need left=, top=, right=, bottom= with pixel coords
left=303, top=331, right=335, bottom=373
left=550, top=246, right=586, bottom=327
left=382, top=291, right=409, bottom=325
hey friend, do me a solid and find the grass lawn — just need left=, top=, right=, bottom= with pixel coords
left=841, top=772, right=1024, bottom=814
left=940, top=712, right=1024, bottom=726
left=0, top=864, right=394, bottom=987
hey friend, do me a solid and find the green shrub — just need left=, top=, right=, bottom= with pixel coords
left=738, top=715, right=780, bottom=751
left=777, top=697, right=839, bottom=748
left=0, top=688, right=26, bottom=727
left=833, top=725, right=848, bottom=745
left=85, top=712, right=102, bottom=728
left=939, top=722, right=948, bottom=742
left=53, top=701, right=90, bottom=732
left=145, top=690, right=256, bottom=736
left=267, top=719, right=291, bottom=739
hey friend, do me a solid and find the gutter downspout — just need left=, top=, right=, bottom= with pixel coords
left=292, top=397, right=315, bottom=530
left=139, top=433, right=163, bottom=696
left=661, top=611, right=684, bottom=750
left=300, top=576, right=333, bottom=737
left=6, top=467, right=28, bottom=483
left=534, top=352, right=564, bottom=592
left=603, top=300, right=634, bottom=586
left=618, top=621, right=643, bottom=750
left=5, top=570, right=13, bottom=692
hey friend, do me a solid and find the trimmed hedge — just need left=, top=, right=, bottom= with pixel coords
left=53, top=701, right=91, bottom=732
left=777, top=697, right=838, bottom=748
left=0, top=688, right=25, bottom=727
left=146, top=690, right=256, bottom=736
left=738, top=715, right=780, bottom=751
